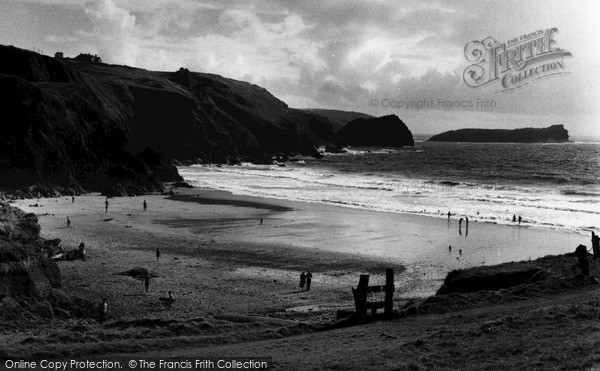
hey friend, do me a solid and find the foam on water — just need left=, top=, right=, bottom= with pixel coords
left=179, top=158, right=600, bottom=236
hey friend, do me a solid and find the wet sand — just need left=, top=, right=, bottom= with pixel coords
left=10, top=186, right=587, bottom=322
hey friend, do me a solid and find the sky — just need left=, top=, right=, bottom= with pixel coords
left=1, top=0, right=599, bottom=135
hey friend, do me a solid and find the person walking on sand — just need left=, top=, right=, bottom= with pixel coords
left=447, top=211, right=451, bottom=221
left=105, top=197, right=109, bottom=213
left=299, top=272, right=306, bottom=291
left=518, top=215, right=522, bottom=224
left=156, top=247, right=161, bottom=262
left=98, top=298, right=108, bottom=323
left=512, top=214, right=516, bottom=222
left=143, top=200, right=147, bottom=212
left=306, top=270, right=313, bottom=291
left=79, top=242, right=86, bottom=261
left=143, top=275, right=151, bottom=294
left=66, top=217, right=71, bottom=228
left=72, top=196, right=75, bottom=203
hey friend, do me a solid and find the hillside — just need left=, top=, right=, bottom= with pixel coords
left=0, top=45, right=341, bottom=196
left=302, top=109, right=374, bottom=131
left=428, top=125, right=569, bottom=143
left=337, top=114, right=414, bottom=147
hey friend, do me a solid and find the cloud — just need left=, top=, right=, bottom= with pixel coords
left=75, top=0, right=138, bottom=65
left=4, top=0, right=597, bottom=134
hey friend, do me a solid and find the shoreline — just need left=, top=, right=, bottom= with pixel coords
left=165, top=187, right=588, bottom=296
left=5, top=187, right=600, bottom=369
left=179, top=162, right=599, bottom=238
left=11, top=186, right=588, bottom=299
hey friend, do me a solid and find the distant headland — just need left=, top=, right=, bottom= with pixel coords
left=428, top=125, right=569, bottom=143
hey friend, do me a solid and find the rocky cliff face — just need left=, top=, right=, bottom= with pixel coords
left=0, top=201, right=94, bottom=324
left=428, top=125, right=569, bottom=143
left=0, top=201, right=59, bottom=298
left=337, top=114, right=414, bottom=147
left=0, top=45, right=340, bottom=195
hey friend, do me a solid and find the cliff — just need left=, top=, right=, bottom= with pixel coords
left=302, top=109, right=374, bottom=131
left=0, top=45, right=341, bottom=196
left=0, top=201, right=94, bottom=324
left=337, top=114, right=414, bottom=147
left=428, top=125, right=569, bottom=143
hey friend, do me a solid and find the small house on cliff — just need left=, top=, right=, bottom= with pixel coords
left=74, top=53, right=102, bottom=63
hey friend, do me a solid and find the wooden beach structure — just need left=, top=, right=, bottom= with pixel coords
left=351, top=268, right=395, bottom=318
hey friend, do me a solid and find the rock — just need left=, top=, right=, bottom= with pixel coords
left=0, top=201, right=41, bottom=242
left=0, top=297, right=23, bottom=321
left=436, top=267, right=545, bottom=294
left=428, top=125, right=569, bottom=143
left=173, top=181, right=193, bottom=188
left=338, top=115, right=414, bottom=147
left=324, top=144, right=347, bottom=153
left=0, top=201, right=96, bottom=324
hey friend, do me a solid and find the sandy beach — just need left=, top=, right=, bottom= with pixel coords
left=4, top=187, right=597, bottom=369
left=13, top=189, right=588, bottom=302
left=9, top=187, right=587, bottom=316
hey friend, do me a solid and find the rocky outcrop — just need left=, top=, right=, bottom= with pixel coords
left=0, top=44, right=342, bottom=196
left=0, top=201, right=94, bottom=323
left=337, top=114, right=414, bottom=147
left=0, top=201, right=58, bottom=298
left=428, top=125, right=569, bottom=143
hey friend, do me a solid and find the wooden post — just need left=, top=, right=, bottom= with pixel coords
left=576, top=244, right=589, bottom=276
left=592, top=232, right=600, bottom=260
left=384, top=268, right=395, bottom=316
left=353, top=274, right=369, bottom=316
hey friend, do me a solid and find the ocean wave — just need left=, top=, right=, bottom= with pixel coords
left=561, top=189, right=600, bottom=197
left=179, top=154, right=600, bottom=236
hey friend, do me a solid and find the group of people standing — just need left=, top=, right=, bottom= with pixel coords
left=299, top=271, right=313, bottom=291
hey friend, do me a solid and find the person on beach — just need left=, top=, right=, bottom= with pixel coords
left=105, top=198, right=109, bottom=213
left=143, top=200, right=147, bottom=212
left=143, top=275, right=151, bottom=293
left=448, top=245, right=452, bottom=252
left=260, top=218, right=263, bottom=225
left=512, top=214, right=516, bottom=222
left=306, top=270, right=313, bottom=291
left=66, top=217, right=71, bottom=228
left=300, top=272, right=306, bottom=291
left=518, top=215, right=522, bottom=224
left=79, top=242, right=86, bottom=260
left=156, top=247, right=161, bottom=262
left=447, top=211, right=451, bottom=221
left=98, top=298, right=108, bottom=323
left=72, top=196, right=75, bottom=203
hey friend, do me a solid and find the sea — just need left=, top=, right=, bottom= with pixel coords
left=178, top=136, right=600, bottom=237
